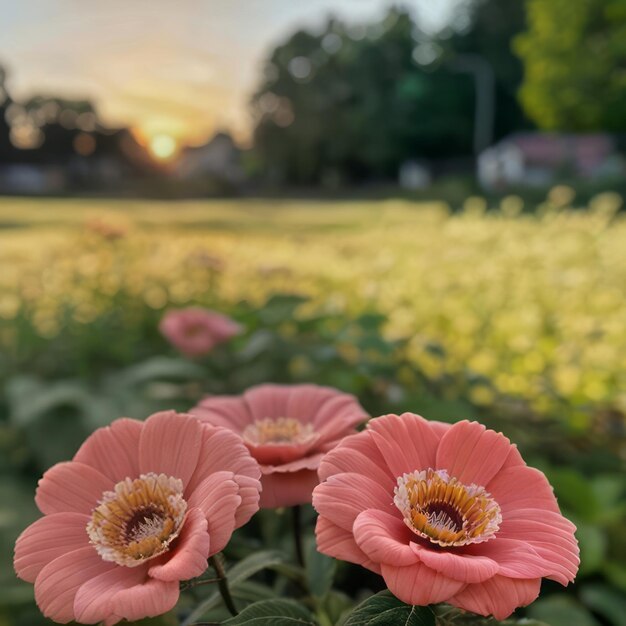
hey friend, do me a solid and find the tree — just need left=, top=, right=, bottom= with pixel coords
left=251, top=2, right=533, bottom=186
left=251, top=9, right=476, bottom=185
left=446, top=0, right=531, bottom=141
left=515, top=0, right=626, bottom=130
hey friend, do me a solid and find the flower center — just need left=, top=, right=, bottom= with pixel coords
left=86, top=473, right=187, bottom=567
left=394, top=468, right=501, bottom=547
left=242, top=417, right=315, bottom=446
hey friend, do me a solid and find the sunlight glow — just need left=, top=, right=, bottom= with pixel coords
left=149, top=134, right=178, bottom=160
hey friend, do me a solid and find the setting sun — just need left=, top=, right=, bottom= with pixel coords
left=149, top=134, right=178, bottom=160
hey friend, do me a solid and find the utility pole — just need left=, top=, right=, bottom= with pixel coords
left=449, top=54, right=495, bottom=155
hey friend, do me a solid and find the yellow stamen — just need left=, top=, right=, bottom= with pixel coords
left=242, top=417, right=315, bottom=446
left=86, top=473, right=186, bottom=567
left=394, top=468, right=501, bottom=547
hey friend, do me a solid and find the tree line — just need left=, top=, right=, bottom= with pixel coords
left=250, top=0, right=626, bottom=185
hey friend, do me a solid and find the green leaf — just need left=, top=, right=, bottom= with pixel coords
left=547, top=469, right=599, bottom=521
left=306, top=540, right=336, bottom=598
left=222, top=599, right=316, bottom=625
left=580, top=583, right=626, bottom=626
left=116, top=357, right=205, bottom=386
left=7, top=376, right=93, bottom=427
left=342, top=590, right=435, bottom=626
left=232, top=580, right=276, bottom=603
left=321, top=590, right=354, bottom=626
left=605, top=560, right=626, bottom=591
left=258, top=294, right=308, bottom=325
left=227, top=550, right=286, bottom=585
left=527, top=596, right=600, bottom=626
left=126, top=612, right=178, bottom=626
left=575, top=522, right=607, bottom=575
left=180, top=551, right=286, bottom=626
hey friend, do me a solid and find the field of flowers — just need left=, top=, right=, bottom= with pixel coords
left=0, top=195, right=625, bottom=626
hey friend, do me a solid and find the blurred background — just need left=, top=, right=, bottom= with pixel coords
left=0, top=1, right=625, bottom=625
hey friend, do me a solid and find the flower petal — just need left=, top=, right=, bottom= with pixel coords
left=109, top=577, right=179, bottom=623
left=14, top=512, right=90, bottom=583
left=495, top=509, right=579, bottom=585
left=185, top=425, right=261, bottom=501
left=186, top=471, right=241, bottom=555
left=234, top=474, right=263, bottom=527
left=486, top=466, right=560, bottom=514
left=263, top=452, right=325, bottom=473
left=139, top=411, right=203, bottom=487
left=149, top=507, right=211, bottom=581
left=318, top=430, right=395, bottom=490
left=73, top=418, right=142, bottom=483
left=305, top=388, right=367, bottom=439
left=74, top=562, right=179, bottom=623
left=312, top=472, right=393, bottom=532
left=250, top=439, right=321, bottom=466
left=73, top=564, right=150, bottom=623
left=353, top=509, right=418, bottom=566
left=381, top=561, right=465, bottom=605
left=368, top=413, right=441, bottom=477
left=286, top=384, right=341, bottom=423
left=192, top=396, right=253, bottom=432
left=315, top=516, right=380, bottom=574
left=259, top=469, right=320, bottom=508
left=448, top=575, right=541, bottom=620
left=463, top=537, right=552, bottom=579
left=428, top=420, right=453, bottom=439
left=435, top=420, right=513, bottom=486
left=410, top=542, right=499, bottom=583
left=243, top=384, right=290, bottom=421
left=35, top=461, right=113, bottom=515
left=34, top=546, right=114, bottom=623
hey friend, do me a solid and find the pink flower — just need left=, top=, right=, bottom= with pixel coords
left=312, top=413, right=579, bottom=620
left=14, top=411, right=261, bottom=625
left=191, top=384, right=369, bottom=508
left=159, top=307, right=242, bottom=357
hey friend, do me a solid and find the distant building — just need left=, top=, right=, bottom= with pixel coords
left=0, top=164, right=65, bottom=194
left=176, top=132, right=244, bottom=185
left=398, top=160, right=432, bottom=190
left=478, top=133, right=625, bottom=191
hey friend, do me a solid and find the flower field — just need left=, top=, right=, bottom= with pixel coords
left=1, top=196, right=624, bottom=425
left=0, top=196, right=625, bottom=626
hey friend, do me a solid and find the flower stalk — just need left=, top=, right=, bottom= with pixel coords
left=209, top=554, right=238, bottom=616
left=292, top=504, right=305, bottom=567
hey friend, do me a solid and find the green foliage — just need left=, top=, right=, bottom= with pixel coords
left=222, top=599, right=316, bottom=625
left=305, top=539, right=336, bottom=599
left=515, top=0, right=626, bottom=130
left=0, top=199, right=624, bottom=625
left=526, top=596, right=600, bottom=626
left=181, top=552, right=288, bottom=625
left=341, top=591, right=435, bottom=626
left=251, top=1, right=529, bottom=185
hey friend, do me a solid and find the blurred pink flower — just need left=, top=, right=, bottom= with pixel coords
left=14, top=411, right=261, bottom=625
left=191, top=384, right=368, bottom=508
left=312, top=413, right=579, bottom=620
left=159, top=307, right=242, bottom=357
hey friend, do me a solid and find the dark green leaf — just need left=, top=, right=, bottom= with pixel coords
left=126, top=612, right=178, bottom=626
left=580, top=583, right=626, bottom=626
left=575, top=522, right=607, bottom=575
left=306, top=540, right=336, bottom=598
left=116, top=357, right=205, bottom=386
left=222, top=599, right=316, bottom=625
left=343, top=590, right=435, bottom=626
left=527, top=596, right=600, bottom=626
left=180, top=551, right=286, bottom=626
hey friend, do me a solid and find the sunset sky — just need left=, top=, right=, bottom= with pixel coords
left=0, top=0, right=461, bottom=151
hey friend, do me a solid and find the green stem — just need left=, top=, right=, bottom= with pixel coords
left=209, top=554, right=238, bottom=617
left=292, top=505, right=305, bottom=567
left=180, top=577, right=220, bottom=591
